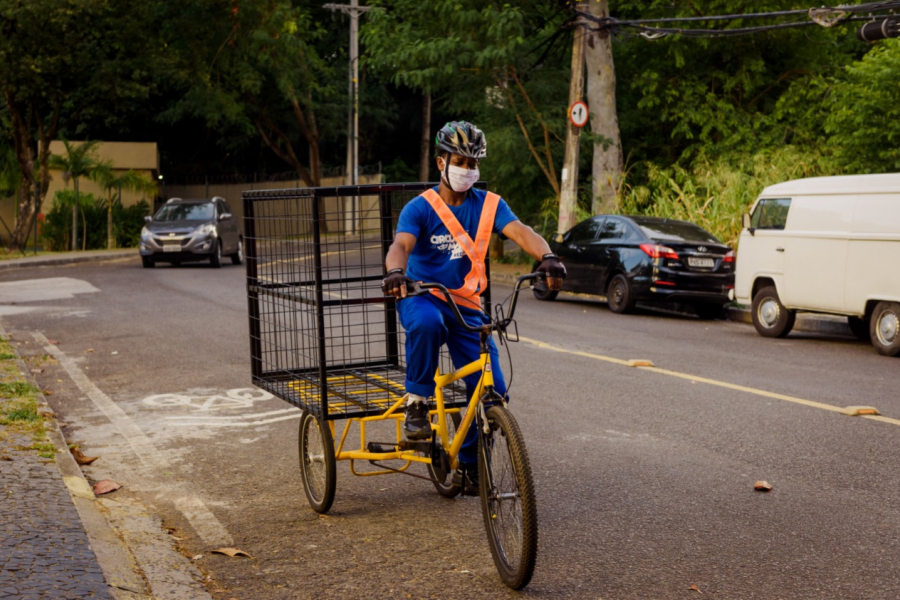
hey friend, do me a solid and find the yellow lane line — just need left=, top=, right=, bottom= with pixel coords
left=518, top=336, right=899, bottom=427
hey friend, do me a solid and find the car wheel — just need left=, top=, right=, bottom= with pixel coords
left=141, top=256, right=154, bottom=269
left=847, top=316, right=871, bottom=342
left=532, top=272, right=558, bottom=301
left=210, top=240, right=222, bottom=269
left=606, top=274, right=636, bottom=314
left=695, top=303, right=725, bottom=320
left=751, top=285, right=795, bottom=338
left=231, top=238, right=244, bottom=266
left=869, top=302, right=900, bottom=356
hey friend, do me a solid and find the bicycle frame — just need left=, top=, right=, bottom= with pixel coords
left=330, top=335, right=493, bottom=475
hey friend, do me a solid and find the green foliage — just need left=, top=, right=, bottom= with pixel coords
left=0, top=142, right=17, bottom=198
left=618, top=147, right=835, bottom=247
left=41, top=191, right=149, bottom=251
left=825, top=39, right=900, bottom=173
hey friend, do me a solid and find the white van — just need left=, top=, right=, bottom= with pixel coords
left=735, top=173, right=900, bottom=356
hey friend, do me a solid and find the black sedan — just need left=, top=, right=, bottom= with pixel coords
left=534, top=215, right=735, bottom=319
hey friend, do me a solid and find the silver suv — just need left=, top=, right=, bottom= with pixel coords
left=139, top=197, right=243, bottom=268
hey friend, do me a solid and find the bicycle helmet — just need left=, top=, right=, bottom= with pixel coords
left=435, top=121, right=487, bottom=159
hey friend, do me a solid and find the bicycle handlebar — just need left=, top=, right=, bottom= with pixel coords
left=409, top=272, right=543, bottom=334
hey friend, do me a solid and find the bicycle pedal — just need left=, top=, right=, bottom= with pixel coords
left=366, top=443, right=396, bottom=454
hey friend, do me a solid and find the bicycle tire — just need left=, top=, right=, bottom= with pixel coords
left=427, top=410, right=463, bottom=498
left=478, top=405, right=538, bottom=589
left=298, top=410, right=336, bottom=513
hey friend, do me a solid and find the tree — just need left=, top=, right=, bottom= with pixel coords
left=0, top=0, right=158, bottom=250
left=93, top=166, right=158, bottom=248
left=584, top=0, right=623, bottom=214
left=162, top=1, right=344, bottom=187
left=48, top=140, right=106, bottom=251
left=825, top=39, right=900, bottom=173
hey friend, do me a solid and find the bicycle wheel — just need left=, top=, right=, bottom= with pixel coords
left=427, top=410, right=463, bottom=498
left=478, top=405, right=538, bottom=589
left=298, top=410, right=336, bottom=513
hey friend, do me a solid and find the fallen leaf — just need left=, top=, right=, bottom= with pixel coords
left=42, top=389, right=53, bottom=396
left=691, top=584, right=702, bottom=593
left=212, top=547, right=253, bottom=559
left=31, top=368, right=42, bottom=374
left=93, top=480, right=121, bottom=495
left=192, top=554, right=203, bottom=561
left=754, top=480, right=773, bottom=492
left=70, top=446, right=99, bottom=465
left=111, top=351, right=118, bottom=355
left=48, top=340, right=58, bottom=345
left=86, top=349, right=94, bottom=353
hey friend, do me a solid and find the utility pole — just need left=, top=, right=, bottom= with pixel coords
left=325, top=0, right=370, bottom=233
left=558, top=3, right=588, bottom=234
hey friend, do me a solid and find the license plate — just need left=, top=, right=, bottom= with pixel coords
left=163, top=245, right=181, bottom=253
left=688, top=257, right=715, bottom=268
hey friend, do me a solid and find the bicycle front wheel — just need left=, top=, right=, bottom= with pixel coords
left=478, top=405, right=538, bottom=589
left=298, top=410, right=336, bottom=514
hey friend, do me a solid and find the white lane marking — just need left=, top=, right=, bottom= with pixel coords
left=166, top=413, right=303, bottom=428
left=0, top=277, right=99, bottom=302
left=165, top=408, right=300, bottom=421
left=36, top=332, right=234, bottom=546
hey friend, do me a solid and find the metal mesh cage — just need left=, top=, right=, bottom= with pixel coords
left=244, top=183, right=483, bottom=420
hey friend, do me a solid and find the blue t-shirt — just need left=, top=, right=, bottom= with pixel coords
left=397, top=186, right=518, bottom=290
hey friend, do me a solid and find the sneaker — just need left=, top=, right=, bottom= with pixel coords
left=452, top=463, right=480, bottom=496
left=403, top=401, right=432, bottom=440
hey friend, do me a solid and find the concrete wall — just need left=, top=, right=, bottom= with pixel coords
left=167, top=173, right=384, bottom=234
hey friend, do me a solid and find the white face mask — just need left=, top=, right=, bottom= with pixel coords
left=442, top=161, right=479, bottom=193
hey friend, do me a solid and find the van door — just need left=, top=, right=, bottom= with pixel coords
left=736, top=198, right=791, bottom=303
left=781, top=196, right=851, bottom=311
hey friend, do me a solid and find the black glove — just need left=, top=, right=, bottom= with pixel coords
left=381, top=268, right=409, bottom=298
left=537, top=253, right=566, bottom=290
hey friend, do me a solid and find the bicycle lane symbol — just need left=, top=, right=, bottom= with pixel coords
left=141, top=387, right=301, bottom=428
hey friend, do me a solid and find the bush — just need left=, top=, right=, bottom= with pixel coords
left=618, top=147, right=835, bottom=248
left=40, top=191, right=151, bottom=250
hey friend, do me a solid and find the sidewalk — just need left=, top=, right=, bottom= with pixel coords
left=0, top=249, right=136, bottom=271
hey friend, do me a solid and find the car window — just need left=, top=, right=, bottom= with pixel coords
left=599, top=219, right=629, bottom=241
left=635, top=219, right=719, bottom=243
left=751, top=198, right=791, bottom=230
left=567, top=218, right=603, bottom=244
left=222, top=201, right=233, bottom=214
left=154, top=203, right=215, bottom=221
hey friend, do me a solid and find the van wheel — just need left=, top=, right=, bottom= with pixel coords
left=751, top=286, right=795, bottom=338
left=870, top=302, right=900, bottom=356
left=847, top=316, right=871, bottom=342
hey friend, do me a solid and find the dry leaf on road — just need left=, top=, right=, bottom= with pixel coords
left=93, top=480, right=121, bottom=495
left=754, top=480, right=773, bottom=492
left=691, top=584, right=702, bottom=593
left=212, top=547, right=253, bottom=559
left=42, top=389, right=53, bottom=396
left=70, top=446, right=99, bottom=465
left=48, top=340, right=58, bottom=345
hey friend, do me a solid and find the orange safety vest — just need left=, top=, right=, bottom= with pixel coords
left=421, top=188, right=500, bottom=311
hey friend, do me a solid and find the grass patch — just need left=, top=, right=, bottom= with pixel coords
left=0, top=336, right=54, bottom=459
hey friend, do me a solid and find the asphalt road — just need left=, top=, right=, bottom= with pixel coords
left=2, top=256, right=900, bottom=600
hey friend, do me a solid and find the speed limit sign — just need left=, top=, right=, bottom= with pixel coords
left=569, top=101, right=589, bottom=128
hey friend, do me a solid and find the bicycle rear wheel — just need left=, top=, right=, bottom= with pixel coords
left=478, top=405, right=538, bottom=589
left=298, top=410, right=336, bottom=514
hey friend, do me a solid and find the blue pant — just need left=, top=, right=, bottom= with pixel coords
left=397, top=294, right=507, bottom=465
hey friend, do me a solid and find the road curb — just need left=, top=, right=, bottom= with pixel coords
left=0, top=250, right=136, bottom=271
left=1, top=321, right=152, bottom=599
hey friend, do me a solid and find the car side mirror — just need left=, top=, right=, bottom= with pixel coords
left=742, top=213, right=754, bottom=235
left=218, top=213, right=232, bottom=221
left=553, top=233, right=565, bottom=244
left=144, top=216, right=152, bottom=223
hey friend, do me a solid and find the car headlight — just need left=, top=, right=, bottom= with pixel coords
left=195, top=223, right=216, bottom=236
left=140, top=227, right=152, bottom=241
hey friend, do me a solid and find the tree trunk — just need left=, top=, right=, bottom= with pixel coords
left=584, top=0, right=623, bottom=215
left=418, top=92, right=432, bottom=182
left=73, top=178, right=79, bottom=251
left=107, top=198, right=115, bottom=249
